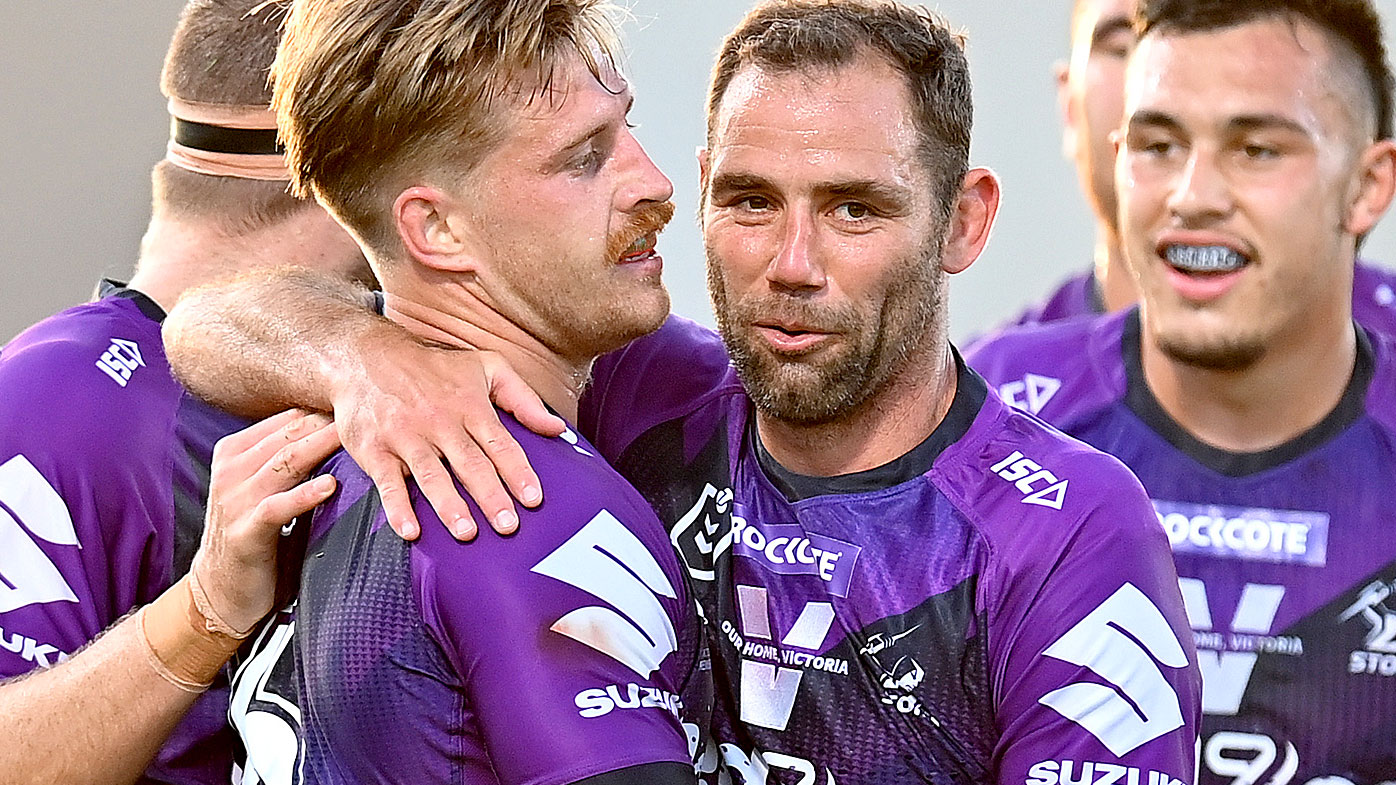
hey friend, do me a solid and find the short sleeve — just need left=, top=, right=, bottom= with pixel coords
left=985, top=454, right=1202, bottom=785
left=0, top=307, right=177, bottom=677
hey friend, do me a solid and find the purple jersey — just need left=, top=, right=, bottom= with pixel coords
left=968, top=310, right=1396, bottom=783
left=0, top=281, right=249, bottom=784
left=229, top=416, right=710, bottom=785
left=580, top=317, right=1201, bottom=785
left=994, top=262, right=1396, bottom=335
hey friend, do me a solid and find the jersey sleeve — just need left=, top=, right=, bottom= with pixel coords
left=0, top=308, right=177, bottom=677
left=412, top=483, right=697, bottom=785
left=982, top=450, right=1201, bottom=785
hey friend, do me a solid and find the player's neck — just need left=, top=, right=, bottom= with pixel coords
left=127, top=215, right=237, bottom=313
left=754, top=341, right=957, bottom=478
left=1139, top=312, right=1357, bottom=454
left=1093, top=228, right=1137, bottom=313
left=381, top=290, right=587, bottom=422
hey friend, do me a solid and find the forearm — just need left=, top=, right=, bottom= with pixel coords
left=163, top=265, right=396, bottom=417
left=0, top=577, right=240, bottom=785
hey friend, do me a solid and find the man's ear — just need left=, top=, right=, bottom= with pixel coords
left=1056, top=60, right=1078, bottom=161
left=1345, top=139, right=1396, bottom=238
left=940, top=167, right=1002, bottom=275
left=394, top=186, right=478, bottom=273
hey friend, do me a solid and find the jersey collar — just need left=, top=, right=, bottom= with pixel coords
left=1121, top=309, right=1374, bottom=477
left=753, top=345, right=989, bottom=502
left=97, top=279, right=167, bottom=323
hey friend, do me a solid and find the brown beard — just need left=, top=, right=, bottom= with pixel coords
left=706, top=238, right=945, bottom=426
left=1155, top=332, right=1266, bottom=372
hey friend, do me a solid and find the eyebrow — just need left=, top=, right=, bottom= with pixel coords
left=708, top=172, right=913, bottom=206
left=821, top=178, right=913, bottom=205
left=1128, top=109, right=1311, bottom=138
left=1092, top=15, right=1134, bottom=46
left=707, top=172, right=776, bottom=197
left=1126, top=109, right=1184, bottom=134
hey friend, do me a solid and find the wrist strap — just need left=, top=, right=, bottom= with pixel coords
left=139, top=576, right=244, bottom=693
left=188, top=567, right=259, bottom=639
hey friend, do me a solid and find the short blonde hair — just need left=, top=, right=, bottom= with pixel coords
left=272, top=0, right=623, bottom=256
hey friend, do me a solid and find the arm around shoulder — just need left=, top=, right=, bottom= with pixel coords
left=163, top=265, right=384, bottom=417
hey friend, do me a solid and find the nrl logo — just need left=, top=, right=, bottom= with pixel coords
left=669, top=484, right=735, bottom=581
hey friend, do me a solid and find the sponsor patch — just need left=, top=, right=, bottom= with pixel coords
left=730, top=515, right=860, bottom=597
left=1154, top=499, right=1328, bottom=566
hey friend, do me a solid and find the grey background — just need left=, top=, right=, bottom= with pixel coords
left=3, top=2, right=1394, bottom=343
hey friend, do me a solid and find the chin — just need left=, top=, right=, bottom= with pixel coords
left=1155, top=329, right=1265, bottom=372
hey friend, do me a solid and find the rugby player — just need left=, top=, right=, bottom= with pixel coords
left=994, top=0, right=1396, bottom=334
left=215, top=1, right=709, bottom=783
left=165, top=1, right=1201, bottom=783
left=967, top=0, right=1396, bottom=780
left=0, top=2, right=378, bottom=782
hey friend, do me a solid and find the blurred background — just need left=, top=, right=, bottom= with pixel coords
left=2, top=2, right=1393, bottom=342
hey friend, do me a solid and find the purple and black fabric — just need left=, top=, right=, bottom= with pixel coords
left=0, top=281, right=250, bottom=783
left=579, top=316, right=1201, bottom=785
left=970, top=308, right=1396, bottom=783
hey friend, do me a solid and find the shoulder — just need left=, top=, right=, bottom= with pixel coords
left=407, top=415, right=682, bottom=582
left=938, top=388, right=1161, bottom=575
left=1353, top=260, right=1396, bottom=336
left=964, top=310, right=1127, bottom=424
left=0, top=296, right=180, bottom=475
left=591, top=314, right=737, bottom=406
left=583, top=314, right=742, bottom=458
left=1003, top=269, right=1096, bottom=329
left=1363, top=326, right=1396, bottom=433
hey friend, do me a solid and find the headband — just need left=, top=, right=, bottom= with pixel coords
left=164, top=97, right=290, bottom=181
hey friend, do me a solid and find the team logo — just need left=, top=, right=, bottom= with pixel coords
left=533, top=510, right=678, bottom=678
left=730, top=515, right=861, bottom=598
left=95, top=338, right=144, bottom=387
left=990, top=451, right=1069, bottom=510
left=0, top=455, right=79, bottom=619
left=1155, top=500, right=1328, bottom=567
left=997, top=373, right=1061, bottom=415
left=859, top=625, right=927, bottom=717
left=1340, top=577, right=1396, bottom=676
left=670, top=484, right=735, bottom=582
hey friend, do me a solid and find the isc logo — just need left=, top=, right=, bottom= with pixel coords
left=990, top=451, right=1069, bottom=510
left=95, top=338, right=144, bottom=387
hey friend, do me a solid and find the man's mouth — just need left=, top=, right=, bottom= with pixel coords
left=618, top=232, right=658, bottom=263
left=1162, top=244, right=1249, bottom=274
left=753, top=322, right=831, bottom=354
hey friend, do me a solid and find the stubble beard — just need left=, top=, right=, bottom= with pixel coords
left=1154, top=329, right=1266, bottom=372
left=555, top=200, right=676, bottom=360
left=707, top=241, right=945, bottom=427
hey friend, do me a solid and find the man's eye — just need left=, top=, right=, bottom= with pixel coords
left=834, top=202, right=871, bottom=221
left=1242, top=144, right=1279, bottom=160
left=1131, top=137, right=1175, bottom=157
left=739, top=195, right=771, bottom=211
left=573, top=149, right=605, bottom=173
